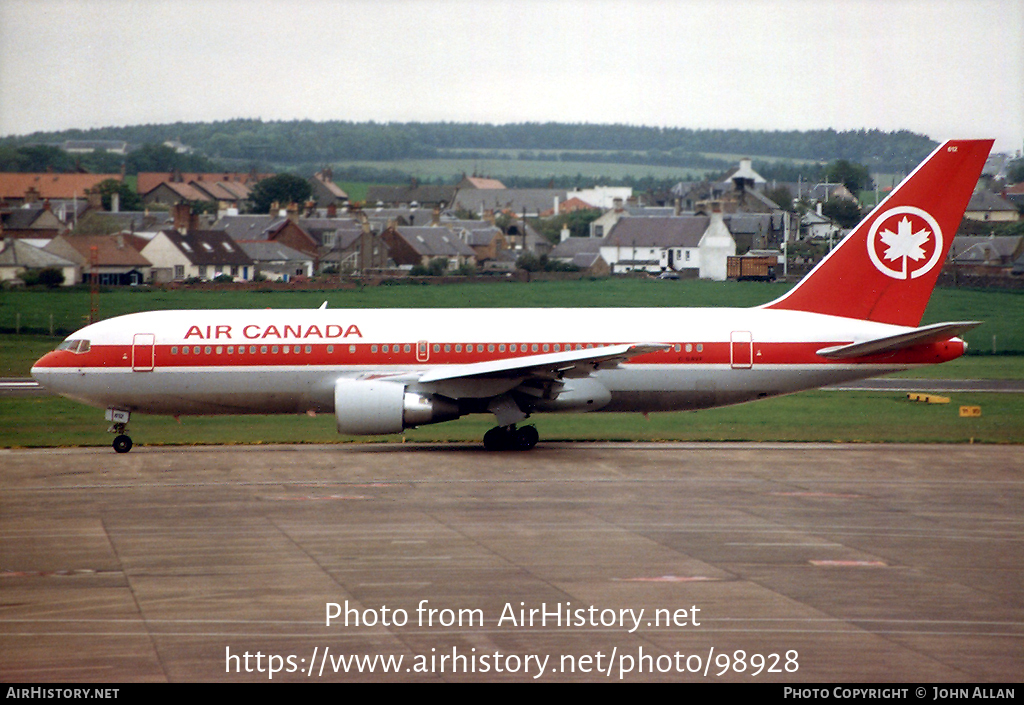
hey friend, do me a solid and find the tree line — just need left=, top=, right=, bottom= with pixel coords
left=1, top=121, right=937, bottom=173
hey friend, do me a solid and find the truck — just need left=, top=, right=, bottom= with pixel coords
left=727, top=255, right=777, bottom=281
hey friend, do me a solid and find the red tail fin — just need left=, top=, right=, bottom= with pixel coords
left=765, top=139, right=993, bottom=326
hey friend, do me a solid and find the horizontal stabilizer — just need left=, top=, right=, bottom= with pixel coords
left=815, top=321, right=981, bottom=359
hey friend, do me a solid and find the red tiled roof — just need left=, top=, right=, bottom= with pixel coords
left=0, top=173, right=122, bottom=200
left=136, top=172, right=270, bottom=196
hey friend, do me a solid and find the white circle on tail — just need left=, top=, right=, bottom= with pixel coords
left=866, top=206, right=943, bottom=280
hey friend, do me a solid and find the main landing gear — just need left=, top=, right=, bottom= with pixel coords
left=483, top=424, right=539, bottom=451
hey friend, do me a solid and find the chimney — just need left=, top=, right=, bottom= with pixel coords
left=613, top=197, right=624, bottom=213
left=173, top=202, right=192, bottom=234
left=286, top=202, right=300, bottom=224
left=431, top=207, right=440, bottom=226
left=560, top=225, right=571, bottom=242
left=111, top=192, right=120, bottom=213
left=326, top=203, right=337, bottom=218
left=85, top=188, right=102, bottom=210
left=674, top=198, right=681, bottom=217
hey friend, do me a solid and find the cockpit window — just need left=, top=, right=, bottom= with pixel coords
left=56, top=339, right=91, bottom=354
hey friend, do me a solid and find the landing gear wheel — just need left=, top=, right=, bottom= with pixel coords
left=483, top=426, right=512, bottom=451
left=112, top=434, right=133, bottom=454
left=483, top=425, right=539, bottom=451
left=513, top=425, right=539, bottom=450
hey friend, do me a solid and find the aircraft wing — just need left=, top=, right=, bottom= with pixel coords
left=414, top=343, right=669, bottom=399
left=815, top=321, right=981, bottom=360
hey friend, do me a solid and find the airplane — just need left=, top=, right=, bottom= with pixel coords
left=31, top=139, right=992, bottom=453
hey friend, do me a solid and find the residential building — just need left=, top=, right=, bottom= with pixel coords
left=45, top=233, right=151, bottom=285
left=0, top=238, right=78, bottom=286
left=367, top=181, right=457, bottom=208
left=309, top=169, right=349, bottom=207
left=456, top=175, right=506, bottom=189
left=964, top=190, right=1019, bottom=222
left=237, top=241, right=315, bottom=281
left=0, top=173, right=122, bottom=206
left=0, top=202, right=67, bottom=239
left=380, top=225, right=476, bottom=270
left=141, top=222, right=254, bottom=283
left=600, top=206, right=736, bottom=280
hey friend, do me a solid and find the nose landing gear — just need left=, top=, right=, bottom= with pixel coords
left=483, top=424, right=539, bottom=451
left=106, top=408, right=134, bottom=453
left=112, top=433, right=133, bottom=454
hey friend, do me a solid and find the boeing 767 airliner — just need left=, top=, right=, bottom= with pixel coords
left=31, top=139, right=992, bottom=452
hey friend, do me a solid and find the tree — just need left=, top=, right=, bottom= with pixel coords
left=95, top=179, right=143, bottom=211
left=764, top=185, right=795, bottom=212
left=821, top=199, right=862, bottom=229
left=1007, top=159, right=1024, bottom=184
left=248, top=173, right=312, bottom=214
left=823, top=159, right=873, bottom=193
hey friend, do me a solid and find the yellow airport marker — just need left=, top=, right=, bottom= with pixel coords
left=959, top=406, right=982, bottom=417
left=907, top=393, right=950, bottom=404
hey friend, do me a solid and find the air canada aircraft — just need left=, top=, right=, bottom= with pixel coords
left=32, top=139, right=992, bottom=453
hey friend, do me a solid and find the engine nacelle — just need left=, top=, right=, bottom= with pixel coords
left=334, top=379, right=460, bottom=435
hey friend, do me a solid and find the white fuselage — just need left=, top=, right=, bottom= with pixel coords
left=31, top=307, right=959, bottom=420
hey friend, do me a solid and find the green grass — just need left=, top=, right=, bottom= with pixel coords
left=2, top=391, right=1020, bottom=449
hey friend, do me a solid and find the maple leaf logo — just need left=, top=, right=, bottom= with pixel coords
left=879, top=216, right=931, bottom=264
left=866, top=207, right=943, bottom=280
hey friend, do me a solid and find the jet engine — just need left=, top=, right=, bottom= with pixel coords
left=334, top=379, right=460, bottom=435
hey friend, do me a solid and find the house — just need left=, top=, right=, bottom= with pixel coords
left=456, top=175, right=506, bottom=189
left=542, top=196, right=600, bottom=217
left=601, top=216, right=708, bottom=275
left=550, top=235, right=610, bottom=276
left=309, top=169, right=349, bottom=207
left=1003, top=181, right=1024, bottom=206
left=141, top=207, right=254, bottom=282
left=0, top=173, right=122, bottom=206
left=367, top=180, right=457, bottom=208
left=948, top=235, right=1024, bottom=267
left=449, top=188, right=567, bottom=218
left=0, top=237, right=78, bottom=286
left=724, top=213, right=788, bottom=252
left=380, top=225, right=476, bottom=271
left=44, top=233, right=151, bottom=285
left=963, top=190, right=1019, bottom=222
left=565, top=186, right=633, bottom=209
left=140, top=180, right=211, bottom=206
left=801, top=206, right=840, bottom=241
left=136, top=171, right=268, bottom=197
left=441, top=220, right=508, bottom=263
left=61, top=140, right=129, bottom=155
left=213, top=212, right=319, bottom=257
left=0, top=202, right=67, bottom=239
left=237, top=241, right=315, bottom=281
left=600, top=205, right=736, bottom=280
left=313, top=215, right=389, bottom=272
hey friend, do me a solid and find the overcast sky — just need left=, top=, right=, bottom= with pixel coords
left=2, top=0, right=1022, bottom=153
